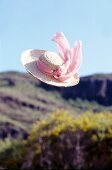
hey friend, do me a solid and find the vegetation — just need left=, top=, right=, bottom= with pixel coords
left=0, top=72, right=76, bottom=132
left=0, top=71, right=112, bottom=169
left=0, top=109, right=112, bottom=169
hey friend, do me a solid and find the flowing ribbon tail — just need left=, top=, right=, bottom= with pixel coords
left=52, top=32, right=70, bottom=61
left=68, top=41, right=82, bottom=74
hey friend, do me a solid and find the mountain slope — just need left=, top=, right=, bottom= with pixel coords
left=0, top=72, right=75, bottom=136
left=0, top=71, right=112, bottom=139
left=40, top=73, right=112, bottom=106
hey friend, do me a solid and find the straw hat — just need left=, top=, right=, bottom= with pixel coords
left=21, top=32, right=82, bottom=87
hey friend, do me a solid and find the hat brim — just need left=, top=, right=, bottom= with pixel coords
left=21, top=49, right=79, bottom=87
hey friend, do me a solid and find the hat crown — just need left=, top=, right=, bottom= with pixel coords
left=40, top=51, right=64, bottom=70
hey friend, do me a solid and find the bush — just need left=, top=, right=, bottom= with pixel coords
left=1, top=110, right=112, bottom=169
left=22, top=110, right=112, bottom=169
left=0, top=138, right=26, bottom=169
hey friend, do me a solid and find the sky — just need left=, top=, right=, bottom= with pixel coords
left=0, top=0, right=112, bottom=76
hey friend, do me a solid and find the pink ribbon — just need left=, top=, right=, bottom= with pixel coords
left=37, top=32, right=82, bottom=83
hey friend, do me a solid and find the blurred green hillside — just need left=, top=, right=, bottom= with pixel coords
left=0, top=71, right=112, bottom=139
left=0, top=71, right=112, bottom=169
left=0, top=71, right=74, bottom=138
left=0, top=72, right=112, bottom=136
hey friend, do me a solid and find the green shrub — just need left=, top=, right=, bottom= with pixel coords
left=0, top=138, right=26, bottom=169
left=23, top=110, right=112, bottom=169
left=1, top=110, right=112, bottom=169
